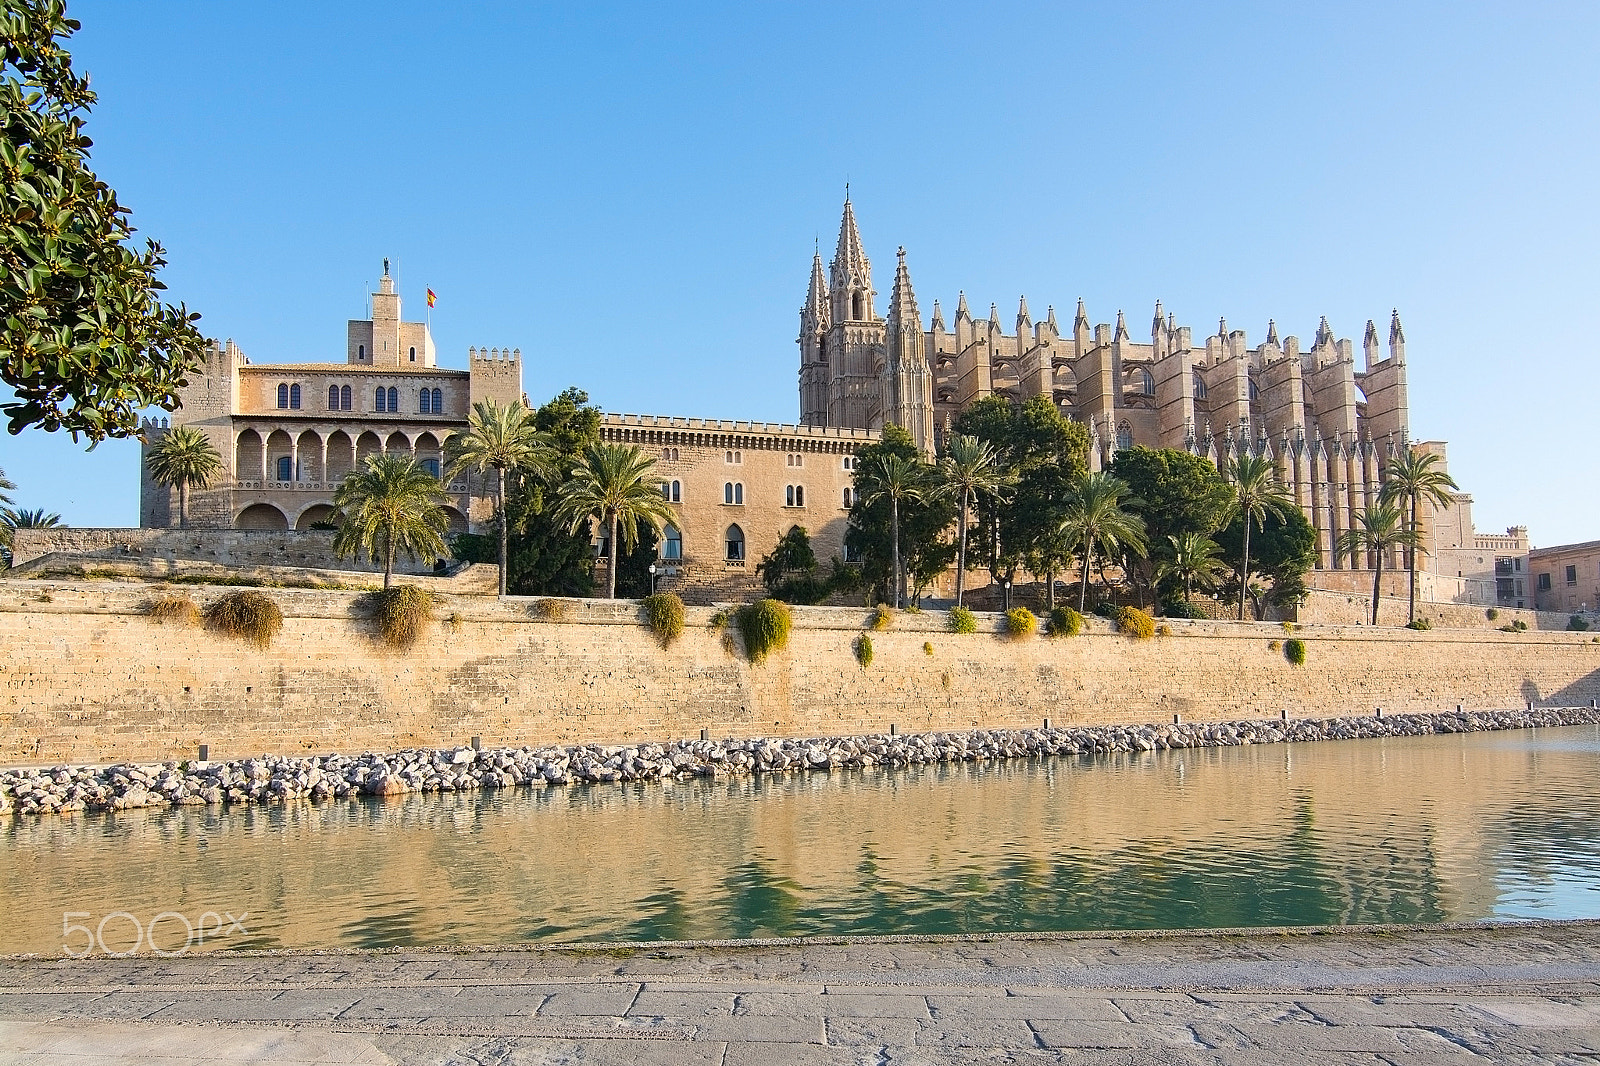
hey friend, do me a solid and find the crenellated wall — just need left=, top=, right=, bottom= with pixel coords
left=2, top=581, right=1597, bottom=767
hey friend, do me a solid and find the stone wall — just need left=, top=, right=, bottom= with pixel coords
left=1, top=580, right=1597, bottom=766
left=1295, top=589, right=1559, bottom=630
left=9, top=528, right=442, bottom=576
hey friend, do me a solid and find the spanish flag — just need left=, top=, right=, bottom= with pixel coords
left=426, top=288, right=437, bottom=308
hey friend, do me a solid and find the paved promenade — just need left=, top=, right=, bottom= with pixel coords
left=2, top=923, right=1600, bottom=1064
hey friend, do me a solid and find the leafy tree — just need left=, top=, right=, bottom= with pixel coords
left=444, top=397, right=549, bottom=596
left=1215, top=505, right=1317, bottom=620
left=1337, top=502, right=1420, bottom=626
left=1378, top=448, right=1459, bottom=625
left=553, top=441, right=676, bottom=599
left=1110, top=446, right=1232, bottom=598
left=144, top=425, right=221, bottom=528
left=1058, top=471, right=1146, bottom=613
left=612, top=525, right=659, bottom=599
left=330, top=454, right=449, bottom=589
left=755, top=525, right=835, bottom=605
left=858, top=451, right=931, bottom=609
left=0, top=1, right=207, bottom=440
left=1158, top=532, right=1230, bottom=605
left=845, top=424, right=955, bottom=607
left=1226, top=453, right=1294, bottom=620
left=937, top=433, right=1011, bottom=606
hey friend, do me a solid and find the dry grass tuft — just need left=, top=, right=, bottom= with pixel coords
left=147, top=595, right=200, bottom=627
left=374, top=585, right=435, bottom=649
left=204, top=590, right=283, bottom=649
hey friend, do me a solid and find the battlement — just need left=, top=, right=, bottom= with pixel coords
left=468, top=347, right=521, bottom=365
left=601, top=411, right=878, bottom=443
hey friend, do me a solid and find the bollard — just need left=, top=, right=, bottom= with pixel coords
left=1042, top=717, right=1051, bottom=730
left=1280, top=709, right=1288, bottom=721
left=198, top=744, right=209, bottom=763
left=890, top=723, right=898, bottom=736
left=471, top=736, right=482, bottom=751
left=1173, top=713, right=1181, bottom=725
left=1457, top=704, right=1463, bottom=713
left=1592, top=699, right=1597, bottom=709
left=1527, top=700, right=1534, bottom=711
left=700, top=727, right=709, bottom=742
left=1375, top=707, right=1383, bottom=718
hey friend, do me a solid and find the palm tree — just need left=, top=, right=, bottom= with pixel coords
left=145, top=426, right=223, bottom=529
left=1, top=504, right=60, bottom=566
left=937, top=434, right=1011, bottom=607
left=553, top=442, right=677, bottom=599
left=0, top=468, right=13, bottom=565
left=445, top=398, right=549, bottom=597
left=1058, top=472, right=1147, bottom=614
left=1159, top=532, right=1230, bottom=604
left=859, top=452, right=931, bottom=609
left=1377, top=447, right=1459, bottom=625
left=0, top=468, right=12, bottom=509
left=331, top=454, right=450, bottom=590
left=1227, top=452, right=1294, bottom=621
left=1337, top=502, right=1420, bottom=626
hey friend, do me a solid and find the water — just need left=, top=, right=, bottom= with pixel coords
left=4, top=727, right=1599, bottom=955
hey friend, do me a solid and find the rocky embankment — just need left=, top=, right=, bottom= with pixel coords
left=3, top=707, right=1597, bottom=817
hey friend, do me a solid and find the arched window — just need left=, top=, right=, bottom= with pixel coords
left=328, top=385, right=340, bottom=410
left=357, top=344, right=365, bottom=360
left=1141, top=369, right=1154, bottom=396
left=1193, top=373, right=1207, bottom=400
left=663, top=525, right=682, bottom=560
left=387, top=386, right=398, bottom=411
left=289, top=384, right=301, bottom=409
left=276, top=456, right=293, bottom=481
left=432, top=388, right=443, bottom=413
left=670, top=479, right=681, bottom=503
left=277, top=383, right=289, bottom=409
left=795, top=485, right=805, bottom=507
left=1249, top=378, right=1260, bottom=400
left=375, top=387, right=387, bottom=412
left=843, top=487, right=853, bottom=508
left=852, top=292, right=864, bottom=319
left=724, top=482, right=734, bottom=505
left=786, top=485, right=794, bottom=507
left=724, top=482, right=743, bottom=505
left=340, top=385, right=352, bottom=410
left=1116, top=422, right=1133, bottom=450
left=409, top=346, right=416, bottom=362
left=421, top=457, right=440, bottom=478
left=725, top=524, right=745, bottom=561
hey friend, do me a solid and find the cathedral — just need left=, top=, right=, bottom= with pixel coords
left=799, top=196, right=1416, bottom=574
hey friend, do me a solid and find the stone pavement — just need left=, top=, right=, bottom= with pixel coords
left=2, top=923, right=1600, bottom=1064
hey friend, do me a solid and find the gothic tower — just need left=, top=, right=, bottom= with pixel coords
left=823, top=194, right=884, bottom=430
left=798, top=249, right=830, bottom=427
left=884, top=247, right=935, bottom=456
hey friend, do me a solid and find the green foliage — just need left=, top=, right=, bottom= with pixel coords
left=1, top=500, right=60, bottom=564
left=736, top=598, right=792, bottom=664
left=1284, top=637, right=1307, bottom=665
left=1569, top=615, right=1591, bottom=632
left=854, top=633, right=873, bottom=668
left=923, top=640, right=934, bottom=656
left=947, top=605, right=978, bottom=634
left=1047, top=605, right=1083, bottom=637
left=642, top=592, right=686, bottom=646
left=1406, top=617, right=1433, bottom=631
left=531, top=597, right=570, bottom=622
left=1337, top=503, right=1421, bottom=627
left=1004, top=606, right=1037, bottom=640
left=1160, top=598, right=1207, bottom=620
left=146, top=594, right=198, bottom=627
left=494, top=388, right=602, bottom=598
left=0, top=2, right=207, bottom=440
left=937, top=433, right=1013, bottom=606
left=1485, top=608, right=1499, bottom=621
left=1379, top=447, right=1461, bottom=625
left=1110, top=448, right=1233, bottom=593
left=1156, top=531, right=1230, bottom=607
left=145, top=426, right=222, bottom=528
left=553, top=440, right=677, bottom=599
left=845, top=425, right=956, bottom=607
left=372, top=584, right=434, bottom=649
left=1216, top=506, right=1317, bottom=619
left=1115, top=605, right=1156, bottom=640
left=756, top=526, right=848, bottom=605
left=203, top=590, right=282, bottom=649
left=869, top=604, right=893, bottom=630
left=332, top=454, right=449, bottom=589
left=444, top=397, right=550, bottom=597
left=1156, top=623, right=1172, bottom=636
left=708, top=609, right=729, bottom=630
left=1225, top=453, right=1296, bottom=621
left=1059, top=472, right=1147, bottom=613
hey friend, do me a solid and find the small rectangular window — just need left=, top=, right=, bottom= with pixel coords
left=1566, top=565, right=1578, bottom=585
left=1538, top=573, right=1552, bottom=591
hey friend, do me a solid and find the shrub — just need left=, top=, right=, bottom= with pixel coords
left=1406, top=617, right=1433, bottom=631
left=1156, top=623, right=1172, bottom=637
left=1268, top=640, right=1282, bottom=651
left=1281, top=620, right=1298, bottom=632
left=1569, top=615, right=1591, bottom=632
left=642, top=592, right=686, bottom=646
left=147, top=595, right=200, bottom=627
left=1048, top=605, right=1083, bottom=637
left=947, top=606, right=978, bottom=634
left=1498, top=624, right=1518, bottom=633
left=1161, top=599, right=1206, bottom=620
left=854, top=634, right=874, bottom=667
left=869, top=604, right=894, bottom=631
left=1515, top=619, right=1529, bottom=631
left=1004, top=607, right=1037, bottom=640
left=1093, top=602, right=1116, bottom=619
left=446, top=611, right=463, bottom=633
left=923, top=641, right=934, bottom=656
left=1115, top=605, right=1156, bottom=640
left=1486, top=608, right=1500, bottom=621
left=372, top=585, right=434, bottom=649
left=708, top=609, right=730, bottom=630
left=204, top=590, right=283, bottom=649
left=736, top=598, right=792, bottom=664
left=531, top=598, right=570, bottom=622
left=1284, top=637, right=1307, bottom=665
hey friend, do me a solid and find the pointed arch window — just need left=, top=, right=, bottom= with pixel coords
left=1116, top=422, right=1133, bottom=450
left=357, top=344, right=365, bottom=360
left=663, top=525, right=682, bottom=560
left=724, top=482, right=743, bottom=505
left=277, top=383, right=289, bottom=409
left=409, top=346, right=417, bottom=362
left=786, top=485, right=805, bottom=507
left=725, top=524, right=745, bottom=561
left=328, top=385, right=340, bottom=410
left=1249, top=378, right=1260, bottom=401
left=1141, top=369, right=1154, bottom=396
left=340, top=385, right=352, bottom=410
left=1193, top=373, right=1207, bottom=400
left=661, top=479, right=681, bottom=503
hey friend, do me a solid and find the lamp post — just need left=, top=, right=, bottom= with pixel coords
left=649, top=563, right=658, bottom=596
left=1003, top=578, right=1012, bottom=612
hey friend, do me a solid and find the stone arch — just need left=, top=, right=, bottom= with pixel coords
left=265, top=429, right=295, bottom=482
left=295, top=429, right=323, bottom=482
left=441, top=506, right=469, bottom=534
left=725, top=523, right=745, bottom=561
left=295, top=503, right=337, bottom=530
left=325, top=430, right=355, bottom=481
left=235, top=429, right=263, bottom=480
left=235, top=502, right=288, bottom=530
left=356, top=431, right=383, bottom=466
left=385, top=430, right=411, bottom=455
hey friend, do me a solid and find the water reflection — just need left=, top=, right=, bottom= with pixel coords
left=2, top=727, right=1597, bottom=954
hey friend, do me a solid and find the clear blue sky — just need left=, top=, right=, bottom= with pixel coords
left=2, top=1, right=1596, bottom=546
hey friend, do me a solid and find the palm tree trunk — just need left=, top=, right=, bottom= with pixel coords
left=1371, top=548, right=1383, bottom=626
left=955, top=489, right=970, bottom=607
left=890, top=496, right=902, bottom=609
left=383, top=530, right=394, bottom=591
left=496, top=466, right=508, bottom=598
left=1407, top=494, right=1419, bottom=624
left=1046, top=568, right=1055, bottom=612
left=607, top=513, right=619, bottom=599
left=177, top=483, right=188, bottom=530
left=1079, top=547, right=1093, bottom=614
left=1238, top=518, right=1253, bottom=621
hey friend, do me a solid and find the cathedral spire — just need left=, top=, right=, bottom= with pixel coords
left=804, top=251, right=829, bottom=328
left=1074, top=297, right=1088, bottom=332
left=1316, top=316, right=1332, bottom=347
left=1389, top=308, right=1406, bottom=363
left=956, top=291, right=971, bottom=322
left=830, top=195, right=873, bottom=322
left=1114, top=309, right=1129, bottom=342
left=1266, top=319, right=1279, bottom=346
left=1017, top=294, right=1031, bottom=326
left=1046, top=305, right=1058, bottom=332
left=888, top=247, right=920, bottom=328
left=930, top=299, right=945, bottom=332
